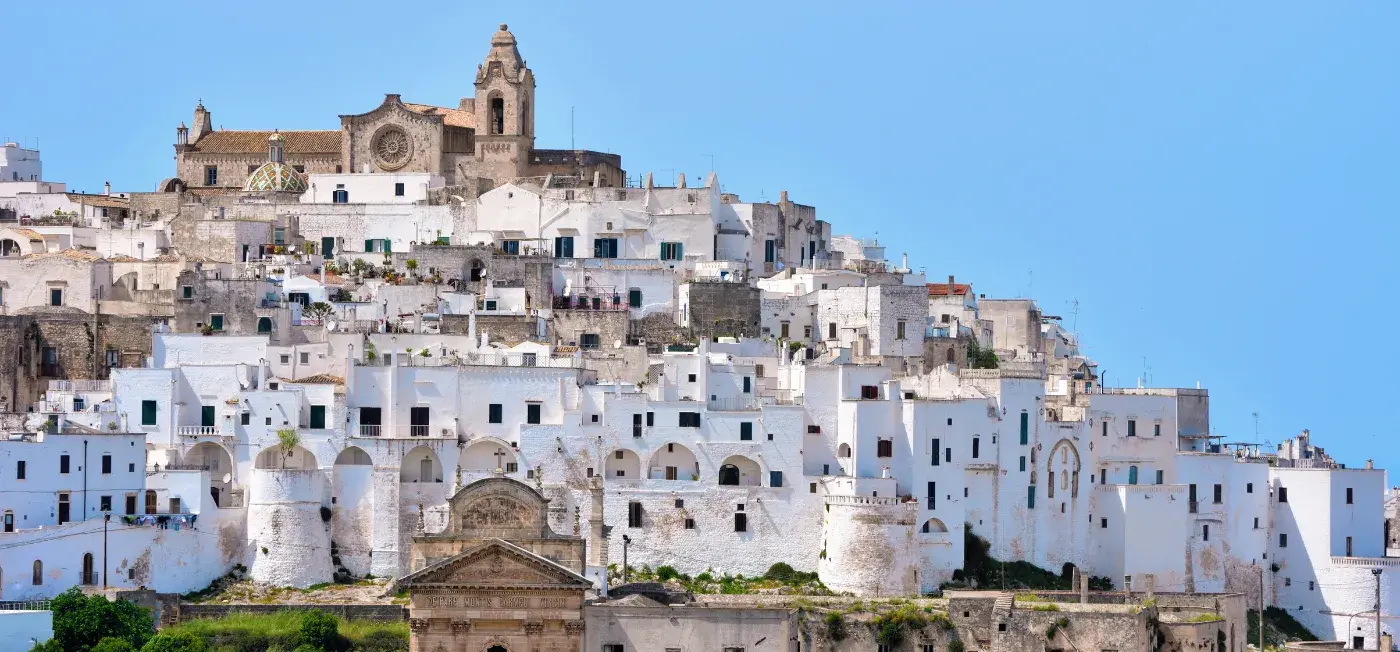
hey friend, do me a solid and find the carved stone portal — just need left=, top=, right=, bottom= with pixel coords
left=409, top=618, right=429, bottom=633
left=462, top=496, right=533, bottom=530
left=563, top=620, right=585, bottom=635
left=451, top=620, right=472, bottom=635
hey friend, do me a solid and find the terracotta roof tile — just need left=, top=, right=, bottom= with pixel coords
left=8, top=228, right=45, bottom=241
left=24, top=248, right=104, bottom=262
left=291, top=374, right=344, bottom=385
left=403, top=103, right=475, bottom=129
left=927, top=283, right=972, bottom=297
left=65, top=194, right=129, bottom=208
left=191, top=130, right=342, bottom=155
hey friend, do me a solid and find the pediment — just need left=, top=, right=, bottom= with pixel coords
left=401, top=539, right=590, bottom=589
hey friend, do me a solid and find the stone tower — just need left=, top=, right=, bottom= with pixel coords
left=473, top=23, right=535, bottom=180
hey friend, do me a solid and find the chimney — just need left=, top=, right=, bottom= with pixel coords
left=779, top=190, right=789, bottom=205
left=592, top=170, right=601, bottom=188
left=948, top=275, right=955, bottom=287
left=677, top=172, right=686, bottom=189
left=345, top=344, right=355, bottom=395
left=644, top=172, right=653, bottom=190
left=103, top=182, right=111, bottom=196
left=258, top=358, right=267, bottom=389
left=1145, top=574, right=1155, bottom=601
left=1381, top=633, right=1392, bottom=652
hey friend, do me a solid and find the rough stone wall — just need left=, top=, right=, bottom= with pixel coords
left=342, top=97, right=445, bottom=177
left=0, top=314, right=162, bottom=408
left=922, top=336, right=968, bottom=370
left=819, top=498, right=920, bottom=596
left=442, top=314, right=538, bottom=343
left=174, top=273, right=268, bottom=334
left=128, top=191, right=183, bottom=222
left=685, top=282, right=760, bottom=339
left=581, top=347, right=649, bottom=385
left=178, top=152, right=340, bottom=191
left=551, top=310, right=628, bottom=349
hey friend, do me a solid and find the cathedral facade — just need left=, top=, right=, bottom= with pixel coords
left=170, top=24, right=625, bottom=193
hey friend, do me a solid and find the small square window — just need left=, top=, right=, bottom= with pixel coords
left=1101, top=517, right=1108, bottom=529
left=688, top=373, right=697, bottom=383
left=675, top=499, right=684, bottom=508
left=394, top=182, right=405, bottom=197
left=684, top=518, right=695, bottom=530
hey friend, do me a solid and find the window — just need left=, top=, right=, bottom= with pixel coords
left=500, top=240, right=520, bottom=255
left=860, top=385, right=879, bottom=399
left=875, top=439, right=893, bottom=457
left=553, top=236, right=574, bottom=258
left=300, top=352, right=310, bottom=364
left=1309, top=581, right=1315, bottom=591
left=32, top=560, right=42, bottom=585
left=57, top=493, right=70, bottom=524
left=102, top=455, right=112, bottom=474
left=1279, top=487, right=1288, bottom=503
left=1202, top=524, right=1209, bottom=541
left=896, top=321, right=906, bottom=340
left=931, top=438, right=940, bottom=466
left=770, top=471, right=783, bottom=487
left=100, top=495, right=112, bottom=512
left=763, top=240, right=775, bottom=263
left=740, top=422, right=753, bottom=441
left=679, top=412, right=701, bottom=428
left=593, top=238, right=619, bottom=258
left=125, top=495, right=136, bottom=515
left=743, top=376, right=752, bottom=393
left=1154, top=423, right=1161, bottom=437
left=660, top=242, right=684, bottom=260
left=972, top=437, right=980, bottom=459
left=684, top=518, right=695, bottom=529
left=1247, top=482, right=1254, bottom=494
left=309, top=405, right=326, bottom=429
left=241, top=412, right=250, bottom=425
left=1127, top=419, right=1136, bottom=437
left=946, top=448, right=952, bottom=464
left=1156, top=470, right=1164, bottom=484
left=209, top=314, right=224, bottom=331
left=603, top=645, right=624, bottom=652
left=628, top=502, right=642, bottom=528
left=646, top=412, right=654, bottom=427
left=632, top=414, right=643, bottom=438
left=687, top=373, right=697, bottom=383
left=1101, top=517, right=1108, bottom=529
left=141, top=400, right=157, bottom=426
left=628, top=288, right=642, bottom=308
left=2, top=511, right=11, bottom=532
left=580, top=333, right=600, bottom=350
left=1347, top=488, right=1353, bottom=504
left=828, top=322, right=837, bottom=339
left=49, top=287, right=63, bottom=306
left=488, top=404, right=503, bottom=424
left=280, top=355, right=291, bottom=364
left=204, top=166, right=218, bottom=186
left=1027, top=485, right=1035, bottom=509
left=1020, top=412, right=1029, bottom=445
left=1254, top=517, right=1260, bottom=529
left=804, top=325, right=812, bottom=339
left=1346, top=536, right=1353, bottom=557
left=60, top=455, right=70, bottom=474
left=332, top=187, right=349, bottom=203
left=1279, top=533, right=1288, bottom=547
left=1213, top=484, right=1223, bottom=504
left=927, top=482, right=936, bottom=509
left=1102, top=421, right=1108, bottom=437
left=394, top=182, right=405, bottom=197
left=810, top=482, right=818, bottom=494
left=526, top=403, right=541, bottom=425
left=1019, top=456, right=1026, bottom=472
left=734, top=512, right=748, bottom=532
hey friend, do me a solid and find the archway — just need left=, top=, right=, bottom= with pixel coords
left=647, top=442, right=699, bottom=481
left=921, top=518, right=948, bottom=534
left=255, top=444, right=318, bottom=470
left=335, top=447, right=372, bottom=466
left=837, top=443, right=851, bottom=458
left=461, top=439, right=517, bottom=473
left=401, top=445, right=443, bottom=483
left=257, top=317, right=273, bottom=333
left=32, top=560, right=41, bottom=586
left=718, top=455, right=761, bottom=486
left=1047, top=439, right=1082, bottom=499
left=82, top=553, right=94, bottom=585
left=468, top=259, right=485, bottom=282
left=605, top=449, right=641, bottom=480
left=187, top=442, right=234, bottom=507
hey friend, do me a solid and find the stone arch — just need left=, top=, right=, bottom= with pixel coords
left=401, top=445, right=443, bottom=483
left=0, top=238, right=25, bottom=257
left=188, top=442, right=234, bottom=507
left=254, top=444, right=319, bottom=470
left=335, top=446, right=373, bottom=466
left=257, top=316, right=274, bottom=333
left=837, top=443, right=851, bottom=458
left=461, top=438, right=517, bottom=473
left=604, top=448, right=641, bottom=480
left=468, top=258, right=486, bottom=282
left=921, top=518, right=949, bottom=534
left=488, top=91, right=506, bottom=135
left=1047, top=438, right=1081, bottom=498
left=646, top=442, right=699, bottom=480
left=717, top=454, right=761, bottom=487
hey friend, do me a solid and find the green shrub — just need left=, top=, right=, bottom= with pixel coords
left=1032, top=604, right=1060, bottom=612
left=656, top=566, right=681, bottom=582
left=94, top=640, right=139, bottom=652
left=300, top=610, right=341, bottom=651
left=49, top=587, right=155, bottom=652
left=140, top=632, right=207, bottom=652
left=947, top=638, right=965, bottom=652
left=352, top=630, right=410, bottom=652
left=825, top=612, right=847, bottom=641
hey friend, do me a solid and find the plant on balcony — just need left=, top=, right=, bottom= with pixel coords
left=304, top=302, right=334, bottom=322
left=199, top=325, right=213, bottom=336
left=276, top=428, right=300, bottom=459
left=350, top=258, right=368, bottom=277
left=418, top=348, right=431, bottom=357
left=365, top=342, right=377, bottom=362
left=405, top=259, right=419, bottom=277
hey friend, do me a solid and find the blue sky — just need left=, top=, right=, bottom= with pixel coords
left=3, top=2, right=1397, bottom=469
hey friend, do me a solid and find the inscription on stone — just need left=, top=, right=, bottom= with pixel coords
left=540, top=597, right=565, bottom=609
left=424, top=596, right=459, bottom=608
left=499, top=596, right=528, bottom=609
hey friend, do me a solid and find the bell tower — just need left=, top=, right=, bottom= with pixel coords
left=473, top=23, right=535, bottom=179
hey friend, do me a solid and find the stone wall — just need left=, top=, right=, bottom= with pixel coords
left=552, top=310, right=629, bottom=349
left=174, top=273, right=269, bottom=335
left=174, top=603, right=407, bottom=624
left=0, top=314, right=162, bottom=409
left=685, top=282, right=760, bottom=339
left=441, top=314, right=538, bottom=344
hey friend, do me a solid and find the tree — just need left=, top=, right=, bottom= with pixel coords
left=300, top=609, right=344, bottom=651
left=93, top=638, right=138, bottom=652
left=405, top=259, right=419, bottom=276
left=304, top=302, right=334, bottom=322
left=138, top=632, right=206, bottom=652
left=47, top=587, right=153, bottom=652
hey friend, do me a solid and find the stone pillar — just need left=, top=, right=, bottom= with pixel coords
left=1145, top=573, right=1156, bottom=601
left=1381, top=632, right=1392, bottom=652
left=1079, top=573, right=1088, bottom=604
left=370, top=467, right=403, bottom=577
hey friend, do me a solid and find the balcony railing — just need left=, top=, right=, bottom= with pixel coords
left=1189, top=501, right=1199, bottom=514
left=354, top=424, right=451, bottom=439
left=48, top=380, right=112, bottom=392
left=552, top=294, right=631, bottom=311
left=177, top=426, right=224, bottom=438
left=707, top=397, right=759, bottom=411
left=80, top=572, right=100, bottom=585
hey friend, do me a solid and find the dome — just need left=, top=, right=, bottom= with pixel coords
left=245, top=162, right=307, bottom=193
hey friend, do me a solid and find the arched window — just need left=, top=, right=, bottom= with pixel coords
left=718, top=465, right=740, bottom=486
left=490, top=95, right=505, bottom=135
left=1048, top=472, right=1054, bottom=498
left=1061, top=448, right=1067, bottom=464
left=32, top=560, right=42, bottom=585
left=469, top=260, right=485, bottom=282
left=1128, top=465, right=1139, bottom=485
left=520, top=100, right=530, bottom=136
left=256, top=317, right=273, bottom=333
left=837, top=443, right=851, bottom=458
left=82, top=553, right=94, bottom=585
left=921, top=518, right=948, bottom=534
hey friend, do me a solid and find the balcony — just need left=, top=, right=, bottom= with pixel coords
left=48, top=380, right=112, bottom=392
left=354, top=424, right=451, bottom=439
left=80, top=572, right=100, bottom=586
left=707, top=397, right=759, bottom=411
left=552, top=293, right=630, bottom=311
left=177, top=426, right=232, bottom=439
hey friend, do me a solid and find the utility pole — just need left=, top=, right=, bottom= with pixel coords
left=622, top=535, right=631, bottom=584
left=1375, top=568, right=1384, bottom=652
left=102, top=512, right=110, bottom=588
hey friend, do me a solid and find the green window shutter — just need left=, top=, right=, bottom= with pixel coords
left=1020, top=412, right=1029, bottom=445
left=310, top=405, right=326, bottom=429
left=629, top=289, right=642, bottom=308
left=384, top=240, right=391, bottom=253
left=365, top=240, right=373, bottom=253
left=1027, top=485, right=1036, bottom=509
left=141, top=400, right=157, bottom=426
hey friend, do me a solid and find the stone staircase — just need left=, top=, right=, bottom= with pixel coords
left=993, top=592, right=1014, bottom=616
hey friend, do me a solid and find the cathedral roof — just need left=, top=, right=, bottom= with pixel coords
left=403, top=103, right=475, bottom=129
left=190, top=130, right=341, bottom=155
left=245, top=161, right=308, bottom=193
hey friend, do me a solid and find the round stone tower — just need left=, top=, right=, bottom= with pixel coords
left=248, top=468, right=333, bottom=587
left=819, top=494, right=921, bottom=596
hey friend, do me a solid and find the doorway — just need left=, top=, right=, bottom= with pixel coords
left=321, top=237, right=335, bottom=259
left=410, top=407, right=429, bottom=437
left=82, top=553, right=94, bottom=585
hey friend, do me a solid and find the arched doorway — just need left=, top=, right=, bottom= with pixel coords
left=647, top=442, right=699, bottom=481
left=255, top=444, right=318, bottom=470
left=257, top=317, right=273, bottom=333
left=469, top=259, right=485, bottom=282
left=921, top=518, right=949, bottom=534
left=188, top=442, right=233, bottom=507
left=837, top=443, right=851, bottom=458
left=717, top=455, right=761, bottom=486
left=400, top=446, right=443, bottom=483
left=82, top=553, right=94, bottom=585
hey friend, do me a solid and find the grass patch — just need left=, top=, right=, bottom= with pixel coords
left=1187, top=614, right=1223, bottom=623
left=1014, top=592, right=1046, bottom=602
left=1032, top=604, right=1060, bottom=612
left=610, top=562, right=829, bottom=595
left=161, top=611, right=408, bottom=651
left=1248, top=608, right=1318, bottom=647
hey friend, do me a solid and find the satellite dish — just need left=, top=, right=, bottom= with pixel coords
left=221, top=473, right=232, bottom=483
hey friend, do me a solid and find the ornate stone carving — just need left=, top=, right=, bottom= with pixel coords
left=488, top=553, right=506, bottom=576
left=523, top=620, right=544, bottom=636
left=409, top=618, right=430, bottom=633
left=372, top=125, right=412, bottom=171
left=563, top=620, right=585, bottom=635
left=451, top=620, right=472, bottom=635
left=461, top=496, right=532, bottom=530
